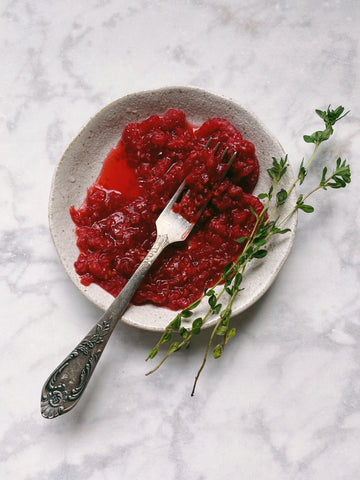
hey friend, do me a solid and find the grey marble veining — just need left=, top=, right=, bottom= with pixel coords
left=1, top=1, right=359, bottom=479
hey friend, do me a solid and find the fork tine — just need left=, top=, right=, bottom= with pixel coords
left=161, top=180, right=187, bottom=213
left=221, top=147, right=229, bottom=161
left=227, top=151, right=237, bottom=169
left=204, top=137, right=213, bottom=148
left=214, top=141, right=221, bottom=154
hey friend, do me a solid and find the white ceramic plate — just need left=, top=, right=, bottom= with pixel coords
left=49, top=86, right=297, bottom=331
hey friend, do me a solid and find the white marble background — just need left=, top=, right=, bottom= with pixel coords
left=1, top=1, right=359, bottom=479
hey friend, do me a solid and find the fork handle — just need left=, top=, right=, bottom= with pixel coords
left=41, top=234, right=169, bottom=418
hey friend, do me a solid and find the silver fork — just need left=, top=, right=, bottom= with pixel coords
left=41, top=147, right=237, bottom=418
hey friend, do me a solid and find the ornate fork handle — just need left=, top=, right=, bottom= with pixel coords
left=41, top=234, right=169, bottom=419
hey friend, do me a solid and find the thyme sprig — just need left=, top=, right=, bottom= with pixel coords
left=146, top=105, right=351, bottom=395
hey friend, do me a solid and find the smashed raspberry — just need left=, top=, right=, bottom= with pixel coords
left=70, top=109, right=262, bottom=310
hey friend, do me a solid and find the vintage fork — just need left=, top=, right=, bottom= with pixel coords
left=41, top=146, right=237, bottom=418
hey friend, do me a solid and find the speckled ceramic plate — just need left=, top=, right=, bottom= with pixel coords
left=49, top=86, right=297, bottom=331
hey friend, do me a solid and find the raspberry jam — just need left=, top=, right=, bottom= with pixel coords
left=70, top=109, right=262, bottom=310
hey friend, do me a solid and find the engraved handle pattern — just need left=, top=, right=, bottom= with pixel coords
left=41, top=320, right=112, bottom=418
left=41, top=235, right=169, bottom=418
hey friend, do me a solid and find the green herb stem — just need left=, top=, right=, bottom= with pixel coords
left=146, top=105, right=350, bottom=395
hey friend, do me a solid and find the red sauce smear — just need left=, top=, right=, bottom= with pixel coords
left=70, top=109, right=263, bottom=310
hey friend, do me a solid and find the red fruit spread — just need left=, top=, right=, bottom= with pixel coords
left=70, top=109, right=262, bottom=310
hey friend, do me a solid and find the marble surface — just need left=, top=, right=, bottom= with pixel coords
left=1, top=1, right=359, bottom=479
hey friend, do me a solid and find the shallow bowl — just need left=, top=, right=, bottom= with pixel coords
left=49, top=86, right=297, bottom=331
